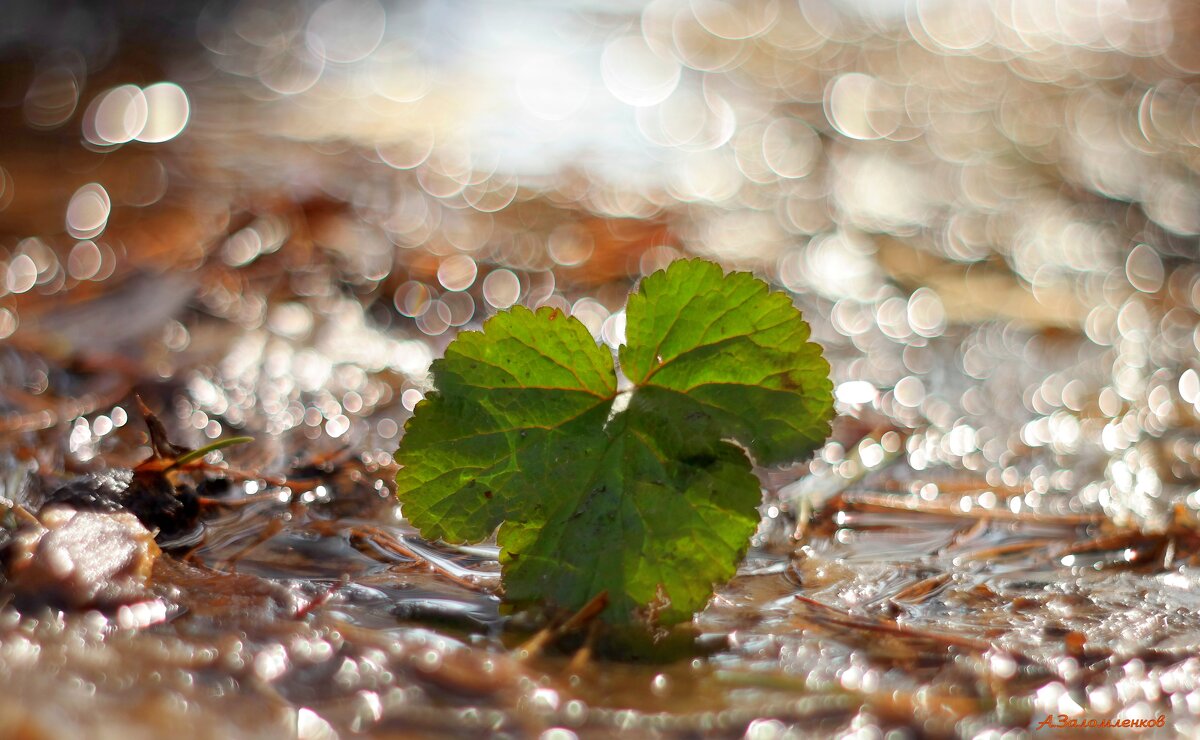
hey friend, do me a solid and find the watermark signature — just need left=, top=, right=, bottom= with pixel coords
left=1036, top=714, right=1166, bottom=730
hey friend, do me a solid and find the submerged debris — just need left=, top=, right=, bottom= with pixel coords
left=42, top=401, right=246, bottom=545
left=44, top=468, right=200, bottom=545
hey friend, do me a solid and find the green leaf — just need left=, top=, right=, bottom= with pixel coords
left=395, top=259, right=832, bottom=625
left=169, top=436, right=255, bottom=469
left=621, top=260, right=832, bottom=466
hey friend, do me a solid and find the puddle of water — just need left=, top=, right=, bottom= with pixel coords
left=2, top=0, right=1200, bottom=736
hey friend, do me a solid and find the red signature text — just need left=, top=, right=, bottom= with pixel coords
left=1036, top=714, right=1166, bottom=730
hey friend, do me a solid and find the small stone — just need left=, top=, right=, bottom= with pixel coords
left=6, top=505, right=161, bottom=609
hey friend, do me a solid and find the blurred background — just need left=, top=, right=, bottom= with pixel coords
left=3, top=0, right=1200, bottom=736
